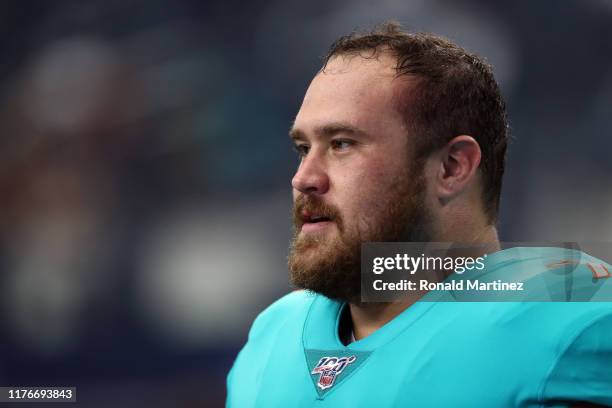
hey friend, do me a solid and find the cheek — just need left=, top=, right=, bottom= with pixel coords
left=333, top=161, right=402, bottom=225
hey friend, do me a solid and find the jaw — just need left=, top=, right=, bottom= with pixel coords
left=291, top=227, right=338, bottom=262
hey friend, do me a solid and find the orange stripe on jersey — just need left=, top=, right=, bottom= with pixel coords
left=588, top=263, right=599, bottom=279
left=588, top=263, right=612, bottom=279
left=546, top=260, right=579, bottom=269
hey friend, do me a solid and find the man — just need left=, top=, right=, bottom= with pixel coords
left=226, top=23, right=612, bottom=407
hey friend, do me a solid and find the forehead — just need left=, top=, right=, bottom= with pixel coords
left=294, top=54, right=407, bottom=136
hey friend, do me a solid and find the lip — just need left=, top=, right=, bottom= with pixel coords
left=301, top=220, right=334, bottom=233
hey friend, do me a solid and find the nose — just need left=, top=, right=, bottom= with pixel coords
left=291, top=153, right=330, bottom=195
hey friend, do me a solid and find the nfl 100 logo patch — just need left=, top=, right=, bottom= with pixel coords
left=311, top=355, right=357, bottom=390
left=305, top=349, right=371, bottom=397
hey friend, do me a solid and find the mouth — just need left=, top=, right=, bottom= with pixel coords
left=300, top=211, right=334, bottom=233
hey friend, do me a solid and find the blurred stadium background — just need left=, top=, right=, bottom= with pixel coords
left=0, top=0, right=611, bottom=406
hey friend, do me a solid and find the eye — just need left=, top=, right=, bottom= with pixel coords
left=331, top=139, right=355, bottom=151
left=293, top=143, right=310, bottom=157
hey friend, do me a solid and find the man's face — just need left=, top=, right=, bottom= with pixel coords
left=287, top=54, right=431, bottom=302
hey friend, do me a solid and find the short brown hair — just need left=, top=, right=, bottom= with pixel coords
left=323, top=22, right=508, bottom=223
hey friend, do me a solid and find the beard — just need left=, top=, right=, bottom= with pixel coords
left=288, top=162, right=431, bottom=303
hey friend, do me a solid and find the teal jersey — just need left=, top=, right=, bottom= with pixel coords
left=227, top=247, right=612, bottom=407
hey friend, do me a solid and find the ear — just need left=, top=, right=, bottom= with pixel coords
left=435, top=135, right=481, bottom=202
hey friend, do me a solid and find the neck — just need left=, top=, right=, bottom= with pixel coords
left=349, top=224, right=500, bottom=341
left=348, top=300, right=411, bottom=340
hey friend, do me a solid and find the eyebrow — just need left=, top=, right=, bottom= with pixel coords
left=289, top=122, right=367, bottom=142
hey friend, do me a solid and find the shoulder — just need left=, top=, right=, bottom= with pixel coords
left=541, top=310, right=612, bottom=405
left=247, top=290, right=317, bottom=342
left=486, top=247, right=612, bottom=301
left=538, top=248, right=612, bottom=300
left=227, top=291, right=317, bottom=404
left=227, top=290, right=315, bottom=381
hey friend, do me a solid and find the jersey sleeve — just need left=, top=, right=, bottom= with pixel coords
left=541, top=312, right=612, bottom=406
